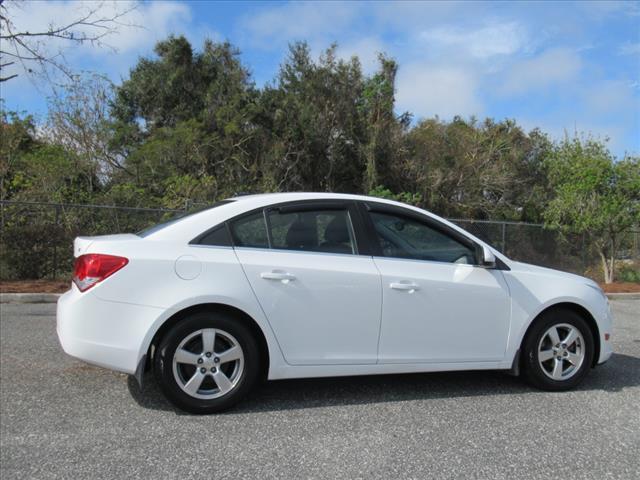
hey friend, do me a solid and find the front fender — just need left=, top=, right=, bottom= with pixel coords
left=503, top=270, right=609, bottom=365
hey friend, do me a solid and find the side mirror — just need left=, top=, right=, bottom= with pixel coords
left=480, top=245, right=496, bottom=268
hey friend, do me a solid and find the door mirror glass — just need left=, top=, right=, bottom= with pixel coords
left=480, top=245, right=496, bottom=268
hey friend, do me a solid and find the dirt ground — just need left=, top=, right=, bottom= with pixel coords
left=0, top=280, right=71, bottom=294
left=599, top=282, right=640, bottom=293
left=1, top=279, right=639, bottom=294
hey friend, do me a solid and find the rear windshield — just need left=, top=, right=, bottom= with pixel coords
left=137, top=200, right=233, bottom=238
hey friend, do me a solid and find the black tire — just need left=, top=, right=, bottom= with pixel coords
left=522, top=308, right=595, bottom=391
left=154, top=311, right=260, bottom=414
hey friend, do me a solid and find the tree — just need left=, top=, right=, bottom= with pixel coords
left=544, top=137, right=640, bottom=283
left=1, top=105, right=99, bottom=203
left=396, top=117, right=552, bottom=220
left=110, top=36, right=260, bottom=201
left=258, top=42, right=374, bottom=192
left=0, top=0, right=137, bottom=83
left=0, top=107, right=37, bottom=200
left=361, top=54, right=407, bottom=192
left=46, top=74, right=125, bottom=181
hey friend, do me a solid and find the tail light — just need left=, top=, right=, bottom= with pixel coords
left=73, top=254, right=128, bottom=292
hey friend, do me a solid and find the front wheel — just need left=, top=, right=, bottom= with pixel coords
left=154, top=311, right=260, bottom=413
left=522, top=309, right=595, bottom=391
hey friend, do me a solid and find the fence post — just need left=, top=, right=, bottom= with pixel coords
left=581, top=234, right=586, bottom=273
left=53, top=205, right=60, bottom=279
left=501, top=222, right=506, bottom=253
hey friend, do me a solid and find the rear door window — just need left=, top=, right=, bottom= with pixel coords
left=267, top=208, right=356, bottom=255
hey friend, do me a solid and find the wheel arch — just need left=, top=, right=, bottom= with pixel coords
left=520, top=302, right=601, bottom=368
left=146, top=303, right=270, bottom=380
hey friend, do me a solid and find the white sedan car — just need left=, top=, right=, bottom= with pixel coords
left=57, top=193, right=613, bottom=413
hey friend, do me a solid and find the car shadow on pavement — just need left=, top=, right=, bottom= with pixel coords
left=127, top=352, right=640, bottom=415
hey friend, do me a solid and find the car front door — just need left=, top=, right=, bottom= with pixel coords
left=231, top=201, right=382, bottom=366
left=361, top=203, right=511, bottom=364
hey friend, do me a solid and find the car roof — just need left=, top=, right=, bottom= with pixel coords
left=145, top=192, right=393, bottom=242
left=225, top=192, right=384, bottom=203
left=143, top=192, right=504, bottom=262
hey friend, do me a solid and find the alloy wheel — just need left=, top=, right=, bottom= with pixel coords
left=537, top=323, right=585, bottom=381
left=172, top=328, right=244, bottom=399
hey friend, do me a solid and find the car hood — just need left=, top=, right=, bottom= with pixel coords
left=507, top=261, right=599, bottom=289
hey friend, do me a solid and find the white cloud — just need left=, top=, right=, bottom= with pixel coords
left=619, top=42, right=640, bottom=56
left=99, top=1, right=192, bottom=53
left=335, top=37, right=389, bottom=75
left=396, top=63, right=482, bottom=119
left=579, top=0, right=640, bottom=19
left=3, top=1, right=192, bottom=62
left=370, top=1, right=475, bottom=30
left=584, top=79, right=637, bottom=114
left=521, top=115, right=630, bottom=156
left=419, top=22, right=530, bottom=59
left=240, top=1, right=360, bottom=48
left=500, top=48, right=582, bottom=95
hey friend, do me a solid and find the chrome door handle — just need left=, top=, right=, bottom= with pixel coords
left=390, top=281, right=420, bottom=292
left=260, top=271, right=296, bottom=282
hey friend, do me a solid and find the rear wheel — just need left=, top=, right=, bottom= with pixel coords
left=154, top=311, right=260, bottom=413
left=522, top=309, right=594, bottom=391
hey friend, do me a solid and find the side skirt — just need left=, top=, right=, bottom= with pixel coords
left=267, top=360, right=510, bottom=381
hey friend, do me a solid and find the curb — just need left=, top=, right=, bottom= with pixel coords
left=606, top=293, right=640, bottom=300
left=1, top=292, right=639, bottom=304
left=0, top=293, right=62, bottom=304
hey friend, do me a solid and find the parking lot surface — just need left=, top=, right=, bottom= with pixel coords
left=1, top=299, right=639, bottom=479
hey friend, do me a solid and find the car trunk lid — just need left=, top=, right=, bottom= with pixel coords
left=74, top=234, right=139, bottom=257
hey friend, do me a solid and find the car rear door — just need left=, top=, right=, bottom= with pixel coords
left=231, top=200, right=382, bottom=366
left=360, top=202, right=511, bottom=364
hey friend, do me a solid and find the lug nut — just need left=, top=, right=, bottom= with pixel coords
left=205, top=352, right=212, bottom=358
left=211, top=367, right=217, bottom=373
left=214, top=357, right=220, bottom=363
left=200, top=367, right=206, bottom=374
left=197, top=358, right=203, bottom=364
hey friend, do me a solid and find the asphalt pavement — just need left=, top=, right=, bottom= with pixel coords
left=1, top=299, right=639, bottom=479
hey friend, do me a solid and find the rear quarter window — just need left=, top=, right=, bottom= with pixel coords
left=137, top=201, right=232, bottom=238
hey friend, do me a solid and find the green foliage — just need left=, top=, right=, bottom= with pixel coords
left=2, top=36, right=639, bottom=282
left=398, top=117, right=552, bottom=220
left=1, top=109, right=38, bottom=200
left=1, top=108, right=99, bottom=204
left=110, top=36, right=260, bottom=199
left=544, top=136, right=640, bottom=282
left=368, top=185, right=421, bottom=206
left=618, top=263, right=640, bottom=283
left=256, top=42, right=369, bottom=193
left=2, top=222, right=66, bottom=279
left=162, top=174, right=216, bottom=210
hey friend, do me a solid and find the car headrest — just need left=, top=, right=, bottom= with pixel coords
left=324, top=215, right=350, bottom=244
left=285, top=219, right=317, bottom=250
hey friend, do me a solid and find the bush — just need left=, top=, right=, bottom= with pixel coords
left=618, top=263, right=640, bottom=283
left=2, top=223, right=67, bottom=279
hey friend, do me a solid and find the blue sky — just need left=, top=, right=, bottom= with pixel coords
left=3, top=0, right=639, bottom=157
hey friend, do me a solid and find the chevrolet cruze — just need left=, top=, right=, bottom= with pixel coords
left=57, top=193, right=613, bottom=413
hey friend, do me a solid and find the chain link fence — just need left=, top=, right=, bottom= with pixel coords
left=450, top=219, right=638, bottom=278
left=1, top=200, right=638, bottom=282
